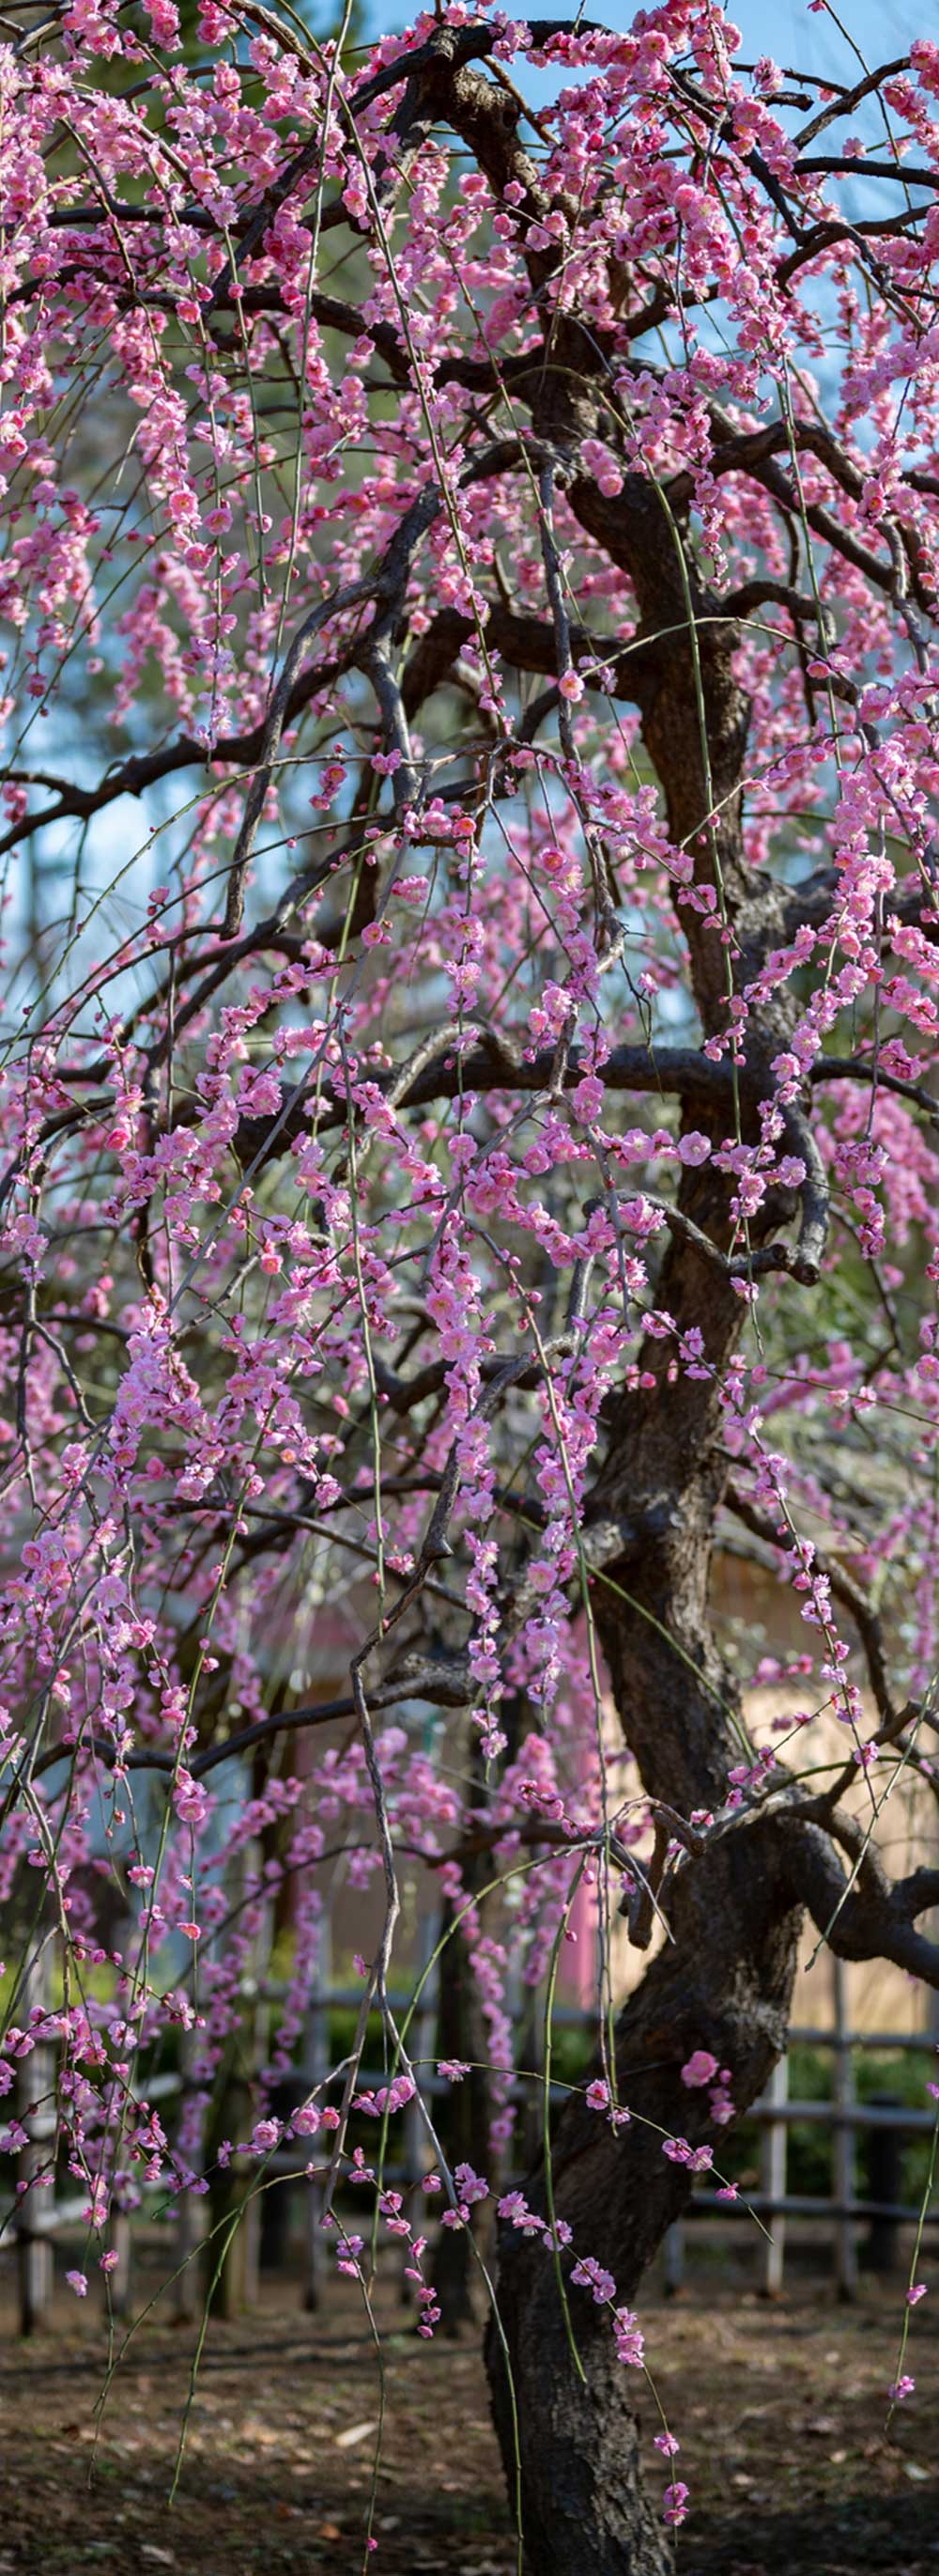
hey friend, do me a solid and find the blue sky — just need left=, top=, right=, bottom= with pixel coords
left=364, top=0, right=917, bottom=86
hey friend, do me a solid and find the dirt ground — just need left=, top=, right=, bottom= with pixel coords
left=0, top=2272, right=936, bottom=2575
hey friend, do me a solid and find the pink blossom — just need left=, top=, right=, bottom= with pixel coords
left=663, top=2480, right=690, bottom=2526
left=251, top=2119, right=281, bottom=2154
left=612, top=2307, right=645, bottom=2367
left=0, top=19, right=935, bottom=2534
left=681, top=2051, right=719, bottom=2089
left=571, top=2256, right=616, bottom=2304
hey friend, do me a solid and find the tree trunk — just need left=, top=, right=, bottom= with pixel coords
left=480, top=1063, right=807, bottom=2568
left=483, top=453, right=810, bottom=2568
left=433, top=1883, right=494, bottom=2333
left=485, top=1831, right=800, bottom=2574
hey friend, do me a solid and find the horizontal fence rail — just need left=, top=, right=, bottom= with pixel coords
left=3, top=1936, right=937, bottom=2328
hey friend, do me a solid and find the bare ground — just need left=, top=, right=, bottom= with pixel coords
left=0, top=2273, right=936, bottom=2575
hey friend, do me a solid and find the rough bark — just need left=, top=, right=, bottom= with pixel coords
left=485, top=1841, right=800, bottom=2574
left=432, top=1877, right=495, bottom=2333
left=482, top=434, right=810, bottom=2571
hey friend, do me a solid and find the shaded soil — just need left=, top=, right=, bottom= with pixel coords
left=0, top=2273, right=936, bottom=2573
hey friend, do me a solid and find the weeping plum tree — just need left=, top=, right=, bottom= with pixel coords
left=3, top=1, right=939, bottom=2567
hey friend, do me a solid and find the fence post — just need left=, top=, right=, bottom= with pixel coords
left=864, top=2099, right=903, bottom=2274
left=833, top=1960, right=858, bottom=2299
left=241, top=1882, right=276, bottom=2313
left=761, top=2054, right=789, bottom=2295
left=173, top=2026, right=207, bottom=2319
left=401, top=1912, right=439, bottom=2301
left=106, top=2206, right=133, bottom=2317
left=300, top=1909, right=331, bottom=2312
left=15, top=1943, right=54, bottom=2335
left=519, top=1979, right=545, bottom=2176
left=662, top=2222, right=685, bottom=2296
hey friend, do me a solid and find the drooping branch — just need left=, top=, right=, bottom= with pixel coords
left=724, top=1480, right=895, bottom=1727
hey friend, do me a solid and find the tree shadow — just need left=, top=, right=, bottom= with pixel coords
left=688, top=2487, right=939, bottom=2576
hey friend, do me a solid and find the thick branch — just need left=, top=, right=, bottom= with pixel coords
left=785, top=1819, right=939, bottom=1987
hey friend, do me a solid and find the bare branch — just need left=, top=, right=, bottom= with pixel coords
left=793, top=57, right=911, bottom=147
left=794, top=154, right=939, bottom=191
left=784, top=1819, right=939, bottom=1989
